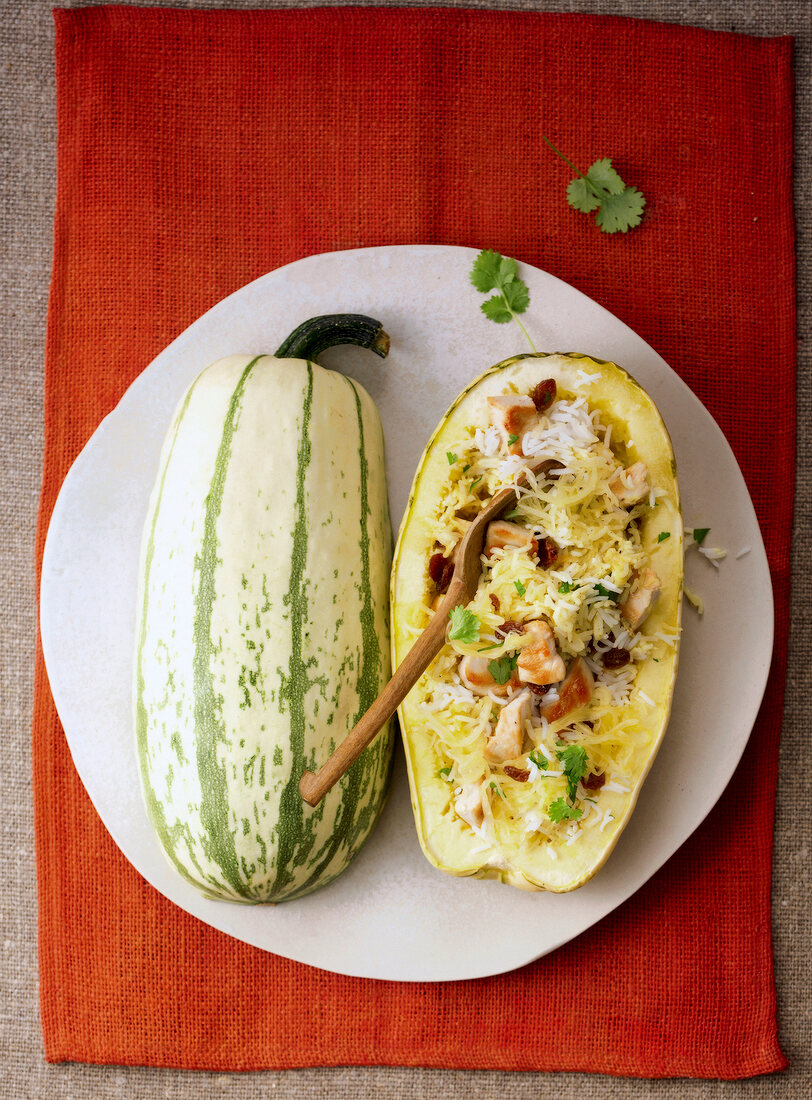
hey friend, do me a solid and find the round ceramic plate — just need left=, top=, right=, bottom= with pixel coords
left=40, top=245, right=773, bottom=981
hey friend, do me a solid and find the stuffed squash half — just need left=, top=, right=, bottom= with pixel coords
left=391, top=353, right=682, bottom=892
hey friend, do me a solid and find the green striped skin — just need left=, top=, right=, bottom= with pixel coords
left=134, top=355, right=393, bottom=902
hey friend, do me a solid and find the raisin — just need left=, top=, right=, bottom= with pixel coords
left=532, top=378, right=557, bottom=411
left=428, top=552, right=454, bottom=593
left=428, top=552, right=445, bottom=583
left=489, top=594, right=501, bottom=613
left=496, top=620, right=524, bottom=637
left=536, top=537, right=559, bottom=568
left=527, top=682, right=550, bottom=696
left=503, top=765, right=530, bottom=783
left=602, top=647, right=630, bottom=669
left=583, top=771, right=605, bottom=791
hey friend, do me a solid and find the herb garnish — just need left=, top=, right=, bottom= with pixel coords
left=549, top=798, right=583, bottom=824
left=448, top=607, right=480, bottom=644
left=529, top=748, right=549, bottom=769
left=543, top=137, right=646, bottom=234
left=490, top=780, right=508, bottom=803
left=558, top=580, right=581, bottom=594
left=507, top=433, right=519, bottom=445
left=470, top=249, right=535, bottom=349
left=657, top=531, right=671, bottom=543
left=594, top=583, right=620, bottom=603
left=692, top=527, right=710, bottom=545
left=488, top=653, right=519, bottom=685
left=438, top=765, right=452, bottom=780
left=556, top=745, right=589, bottom=801
left=446, top=451, right=457, bottom=465
left=514, top=579, right=527, bottom=597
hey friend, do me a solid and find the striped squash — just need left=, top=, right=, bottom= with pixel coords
left=134, top=316, right=394, bottom=903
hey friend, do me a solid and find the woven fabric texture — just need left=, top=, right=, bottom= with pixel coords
left=36, top=5, right=794, bottom=1078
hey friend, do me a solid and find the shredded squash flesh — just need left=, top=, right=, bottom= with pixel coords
left=410, top=379, right=680, bottom=857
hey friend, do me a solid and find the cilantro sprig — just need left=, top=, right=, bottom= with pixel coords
left=470, top=249, right=536, bottom=350
left=529, top=748, right=549, bottom=770
left=448, top=607, right=480, bottom=645
left=549, top=798, right=583, bottom=824
left=557, top=745, right=589, bottom=802
left=488, top=653, right=518, bottom=686
left=543, top=137, right=646, bottom=234
left=558, top=580, right=581, bottom=594
left=593, top=583, right=621, bottom=603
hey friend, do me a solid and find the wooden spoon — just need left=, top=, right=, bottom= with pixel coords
left=298, top=457, right=554, bottom=806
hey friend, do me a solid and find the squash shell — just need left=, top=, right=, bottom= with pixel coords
left=391, top=353, right=682, bottom=892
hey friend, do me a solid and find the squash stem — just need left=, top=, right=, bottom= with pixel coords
left=274, top=315, right=390, bottom=363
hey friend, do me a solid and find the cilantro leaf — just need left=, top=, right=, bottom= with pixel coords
left=549, top=798, right=583, bottom=824
left=488, top=654, right=518, bottom=685
left=490, top=780, right=508, bottom=802
left=448, top=606, right=480, bottom=644
left=507, top=433, right=519, bottom=445
left=594, top=583, right=620, bottom=603
left=567, top=176, right=601, bottom=214
left=470, top=249, right=509, bottom=292
left=514, top=579, right=526, bottom=597
left=544, top=137, right=646, bottom=235
left=556, top=744, right=589, bottom=801
left=446, top=452, right=457, bottom=465
left=502, top=279, right=530, bottom=313
left=594, top=186, right=646, bottom=234
left=438, top=765, right=452, bottom=780
left=586, top=157, right=626, bottom=195
left=529, top=748, right=548, bottom=769
left=558, top=580, right=581, bottom=594
left=692, top=527, right=710, bottom=545
left=657, top=531, right=671, bottom=543
left=481, top=295, right=514, bottom=324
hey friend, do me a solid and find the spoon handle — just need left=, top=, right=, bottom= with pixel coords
left=299, top=578, right=465, bottom=806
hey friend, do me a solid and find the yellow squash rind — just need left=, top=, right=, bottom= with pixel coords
left=391, top=353, right=682, bottom=892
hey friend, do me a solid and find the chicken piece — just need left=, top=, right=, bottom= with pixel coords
left=455, top=782, right=484, bottom=829
left=517, top=621, right=566, bottom=686
left=459, top=655, right=520, bottom=697
left=541, top=658, right=594, bottom=723
left=609, top=461, right=650, bottom=506
left=485, top=688, right=532, bottom=764
left=487, top=394, right=537, bottom=454
left=619, top=567, right=661, bottom=629
left=484, top=519, right=537, bottom=558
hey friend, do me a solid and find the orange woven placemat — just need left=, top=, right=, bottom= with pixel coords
left=36, top=6, right=793, bottom=1076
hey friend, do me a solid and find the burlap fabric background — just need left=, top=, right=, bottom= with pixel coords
left=2, top=1, right=809, bottom=1097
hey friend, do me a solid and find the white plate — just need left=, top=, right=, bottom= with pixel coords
left=40, top=245, right=772, bottom=982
